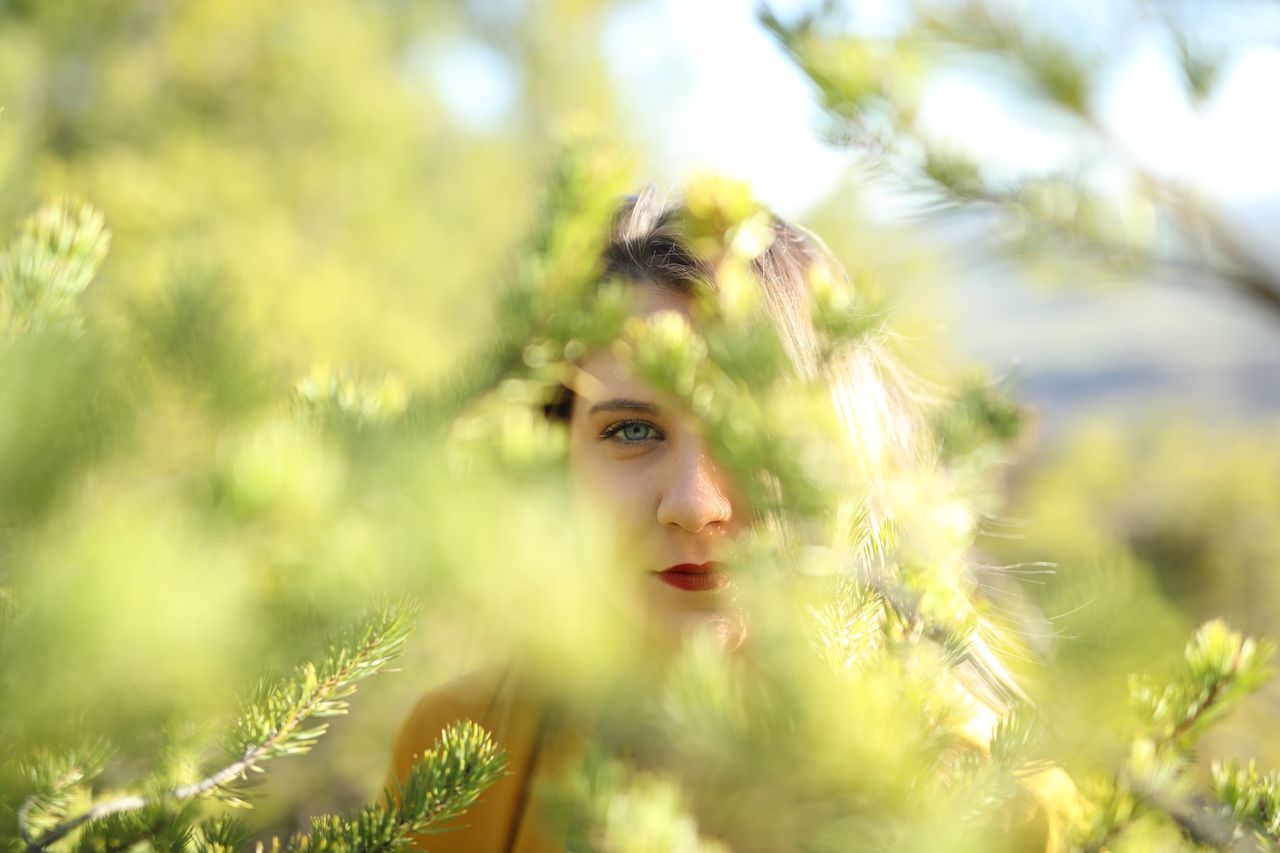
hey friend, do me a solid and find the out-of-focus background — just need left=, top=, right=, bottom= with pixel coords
left=2, top=0, right=1277, bottom=841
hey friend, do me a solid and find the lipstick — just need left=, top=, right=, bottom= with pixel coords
left=654, top=562, right=728, bottom=592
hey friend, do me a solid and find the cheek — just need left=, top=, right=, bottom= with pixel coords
left=568, top=437, right=658, bottom=528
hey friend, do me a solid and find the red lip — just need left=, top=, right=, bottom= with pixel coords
left=654, top=562, right=728, bottom=592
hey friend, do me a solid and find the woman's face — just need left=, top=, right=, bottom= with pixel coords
left=567, top=282, right=744, bottom=643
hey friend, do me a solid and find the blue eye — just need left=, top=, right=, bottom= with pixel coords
left=600, top=420, right=664, bottom=444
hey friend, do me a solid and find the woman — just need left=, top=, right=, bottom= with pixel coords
left=389, top=184, right=1060, bottom=852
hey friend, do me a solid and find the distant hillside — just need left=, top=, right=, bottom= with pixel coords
left=939, top=199, right=1280, bottom=442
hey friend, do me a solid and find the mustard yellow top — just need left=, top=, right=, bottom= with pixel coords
left=388, top=666, right=564, bottom=853
left=388, top=668, right=1073, bottom=852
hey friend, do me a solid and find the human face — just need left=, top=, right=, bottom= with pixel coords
left=567, top=283, right=745, bottom=644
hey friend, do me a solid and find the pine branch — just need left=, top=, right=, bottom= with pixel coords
left=191, top=814, right=253, bottom=853
left=281, top=720, right=506, bottom=853
left=0, top=200, right=110, bottom=343
left=1211, top=759, right=1280, bottom=847
left=20, top=794, right=148, bottom=853
left=13, top=742, right=116, bottom=848
left=1126, top=774, right=1261, bottom=853
left=215, top=601, right=420, bottom=798
left=1076, top=622, right=1276, bottom=850
left=69, top=799, right=201, bottom=853
left=1133, top=621, right=1274, bottom=747
left=19, top=602, right=420, bottom=852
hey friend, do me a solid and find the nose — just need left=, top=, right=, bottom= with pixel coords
left=656, top=439, right=734, bottom=534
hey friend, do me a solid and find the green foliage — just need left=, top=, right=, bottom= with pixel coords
left=293, top=368, right=408, bottom=430
left=0, top=200, right=121, bottom=521
left=931, top=373, right=1026, bottom=463
left=1, top=4, right=1276, bottom=845
left=71, top=801, right=203, bottom=853
left=192, top=815, right=254, bottom=853
left=8, top=602, right=504, bottom=853
left=548, top=752, right=730, bottom=853
left=0, top=125, right=521, bottom=841
left=986, top=422, right=1280, bottom=777
left=1, top=130, right=1274, bottom=852
left=1061, top=622, right=1275, bottom=851
left=0, top=201, right=108, bottom=343
left=294, top=721, right=505, bottom=853
left=449, top=141, right=1280, bottom=851
left=1212, top=759, right=1280, bottom=846
left=0, top=0, right=564, bottom=388
left=220, top=603, right=422, bottom=807
left=9, top=741, right=115, bottom=846
left=1131, top=621, right=1274, bottom=748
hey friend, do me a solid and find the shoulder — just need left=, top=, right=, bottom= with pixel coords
left=388, top=665, right=552, bottom=853
left=390, top=665, right=524, bottom=779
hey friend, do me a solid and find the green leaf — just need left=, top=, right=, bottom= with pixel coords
left=0, top=201, right=110, bottom=343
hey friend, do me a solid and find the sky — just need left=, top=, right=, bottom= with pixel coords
left=598, top=0, right=1280, bottom=215
left=600, top=0, right=858, bottom=216
left=429, top=0, right=1280, bottom=219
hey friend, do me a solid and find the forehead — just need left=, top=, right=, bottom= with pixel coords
left=571, top=283, right=694, bottom=405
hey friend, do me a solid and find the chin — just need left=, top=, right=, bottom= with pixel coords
left=646, top=602, right=748, bottom=652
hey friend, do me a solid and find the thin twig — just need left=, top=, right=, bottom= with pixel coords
left=19, top=794, right=147, bottom=852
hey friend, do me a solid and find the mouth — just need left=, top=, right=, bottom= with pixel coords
left=653, top=562, right=728, bottom=592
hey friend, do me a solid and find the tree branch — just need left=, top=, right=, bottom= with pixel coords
left=21, top=611, right=411, bottom=852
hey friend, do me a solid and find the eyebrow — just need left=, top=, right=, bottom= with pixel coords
left=587, top=398, right=662, bottom=416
